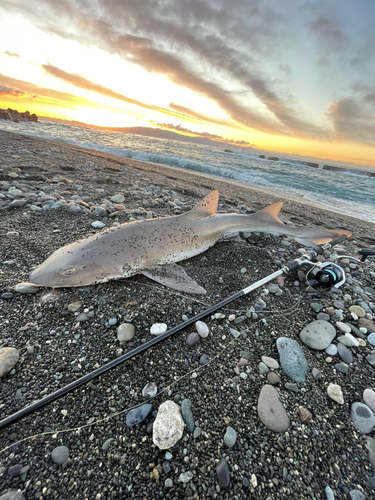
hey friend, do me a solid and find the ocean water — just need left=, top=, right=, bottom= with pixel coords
left=1, top=119, right=375, bottom=223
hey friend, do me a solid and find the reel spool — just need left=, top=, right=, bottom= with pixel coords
left=316, top=263, right=345, bottom=288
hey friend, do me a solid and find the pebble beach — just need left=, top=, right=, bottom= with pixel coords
left=0, top=129, right=375, bottom=500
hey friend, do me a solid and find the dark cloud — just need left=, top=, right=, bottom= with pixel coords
left=306, top=16, right=349, bottom=52
left=326, top=98, right=375, bottom=145
left=0, top=83, right=25, bottom=96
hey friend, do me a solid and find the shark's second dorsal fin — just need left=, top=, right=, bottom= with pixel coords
left=258, top=202, right=284, bottom=224
left=188, top=190, right=219, bottom=219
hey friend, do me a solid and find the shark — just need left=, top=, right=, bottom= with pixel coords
left=29, top=190, right=351, bottom=294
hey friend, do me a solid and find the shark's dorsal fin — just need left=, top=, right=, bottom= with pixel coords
left=258, top=202, right=284, bottom=224
left=188, top=190, right=219, bottom=219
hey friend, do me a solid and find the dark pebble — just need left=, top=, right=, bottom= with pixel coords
left=8, top=464, right=23, bottom=477
left=181, top=398, right=195, bottom=432
left=216, top=457, right=230, bottom=488
left=126, top=404, right=152, bottom=427
left=335, top=363, right=349, bottom=373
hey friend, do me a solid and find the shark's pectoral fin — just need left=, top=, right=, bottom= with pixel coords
left=141, top=264, right=207, bottom=294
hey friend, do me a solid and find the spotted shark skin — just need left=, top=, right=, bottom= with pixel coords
left=29, top=190, right=351, bottom=293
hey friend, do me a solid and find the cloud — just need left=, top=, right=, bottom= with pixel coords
left=326, top=98, right=375, bottom=145
left=0, top=83, right=25, bottom=96
left=3, top=50, right=20, bottom=58
left=306, top=16, right=349, bottom=52
left=41, top=63, right=203, bottom=121
left=351, top=83, right=375, bottom=106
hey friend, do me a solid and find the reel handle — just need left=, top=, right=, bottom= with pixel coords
left=327, top=234, right=348, bottom=248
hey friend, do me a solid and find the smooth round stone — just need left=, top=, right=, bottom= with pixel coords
left=165, top=478, right=173, bottom=488
left=325, top=485, right=335, bottom=500
left=257, top=384, right=290, bottom=432
left=337, top=343, right=353, bottom=363
left=365, top=436, right=375, bottom=474
left=267, top=283, right=281, bottom=294
left=349, top=305, right=366, bottom=318
left=0, top=491, right=25, bottom=500
left=179, top=471, right=193, bottom=483
left=0, top=347, right=19, bottom=378
left=126, top=403, right=152, bottom=427
left=335, top=363, right=349, bottom=373
left=91, top=220, right=106, bottom=228
left=258, top=361, right=269, bottom=374
left=9, top=199, right=26, bottom=208
left=368, top=333, right=375, bottom=346
left=195, top=320, right=209, bottom=338
left=261, top=356, right=279, bottom=369
left=216, top=458, right=230, bottom=488
left=351, top=402, right=375, bottom=434
left=325, top=344, right=337, bottom=356
left=358, top=318, right=375, bottom=333
left=367, top=354, right=375, bottom=367
left=108, top=317, right=117, bottom=326
left=337, top=333, right=359, bottom=347
left=349, top=490, right=366, bottom=500
left=298, top=406, right=312, bottom=424
left=153, top=400, right=184, bottom=449
left=117, top=323, right=135, bottom=342
left=67, top=301, right=82, bottom=312
left=94, top=206, right=107, bottom=217
left=186, top=332, right=200, bottom=346
left=310, top=302, right=323, bottom=312
left=7, top=465, right=23, bottom=477
left=300, top=320, right=336, bottom=350
left=142, top=382, right=157, bottom=399
left=76, top=312, right=88, bottom=322
left=267, top=372, right=280, bottom=385
left=317, top=312, right=330, bottom=321
left=199, top=353, right=210, bottom=364
left=14, top=282, right=39, bottom=294
left=111, top=194, right=125, bottom=203
left=276, top=337, right=308, bottom=383
left=224, top=426, right=237, bottom=448
left=51, top=445, right=70, bottom=464
left=181, top=398, right=195, bottom=432
left=336, top=321, right=351, bottom=334
left=363, top=389, right=375, bottom=413
left=312, top=367, right=321, bottom=379
left=150, top=323, right=167, bottom=335
left=327, top=383, right=344, bottom=404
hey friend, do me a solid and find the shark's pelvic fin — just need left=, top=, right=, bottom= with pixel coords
left=141, top=263, right=207, bottom=294
left=188, top=190, right=219, bottom=219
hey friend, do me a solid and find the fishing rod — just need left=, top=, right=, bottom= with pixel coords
left=0, top=234, right=349, bottom=432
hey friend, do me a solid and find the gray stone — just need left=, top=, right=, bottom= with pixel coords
left=224, top=426, right=237, bottom=448
left=186, top=332, right=200, bottom=346
left=325, top=485, right=335, bottom=500
left=179, top=471, right=193, bottom=483
left=0, top=492, right=25, bottom=500
left=276, top=337, right=308, bottom=383
left=317, top=312, right=330, bottom=321
left=363, top=388, right=375, bottom=414
left=257, top=384, right=290, bottom=432
left=51, top=445, right=70, bottom=464
left=325, top=344, right=337, bottom=356
left=195, top=320, right=209, bottom=338
left=91, top=220, right=106, bottom=228
left=111, top=194, right=125, bottom=203
left=14, top=282, right=39, bottom=294
left=9, top=199, right=26, bottom=208
left=68, top=301, right=82, bottom=312
left=117, top=323, right=135, bottom=342
left=0, top=348, right=19, bottom=378
left=310, top=302, right=323, bottom=312
left=181, top=398, right=195, bottom=432
left=336, top=321, right=351, bottom=334
left=358, top=318, right=375, bottom=333
left=94, top=206, right=107, bottom=217
left=267, top=283, right=281, bottom=294
left=261, top=356, right=279, bottom=369
left=365, top=436, right=375, bottom=474
left=366, top=354, right=375, bottom=367
left=153, top=400, right=184, bottom=449
left=258, top=361, right=269, bottom=374
left=335, top=363, right=349, bottom=373
left=312, top=367, right=321, bottom=379
left=216, top=458, right=230, bottom=488
left=351, top=402, right=375, bottom=434
left=300, top=320, right=336, bottom=350
left=368, top=333, right=375, bottom=346
left=267, top=372, right=280, bottom=385
left=337, top=333, right=359, bottom=347
left=349, top=490, right=366, bottom=500
left=337, top=343, right=353, bottom=363
left=165, top=478, right=173, bottom=488
left=142, top=382, right=157, bottom=399
left=126, top=403, right=152, bottom=427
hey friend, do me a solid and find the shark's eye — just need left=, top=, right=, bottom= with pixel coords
left=60, top=268, right=76, bottom=276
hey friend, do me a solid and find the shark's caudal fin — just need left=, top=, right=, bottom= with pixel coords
left=187, top=190, right=219, bottom=219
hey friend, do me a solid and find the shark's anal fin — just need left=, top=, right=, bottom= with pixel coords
left=141, top=264, right=207, bottom=294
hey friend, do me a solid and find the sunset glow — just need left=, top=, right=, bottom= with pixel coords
left=0, top=1, right=374, bottom=165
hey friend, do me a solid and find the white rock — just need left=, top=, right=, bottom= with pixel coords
left=327, top=383, right=344, bottom=404
left=91, top=221, right=106, bottom=228
left=195, top=321, right=209, bottom=338
left=117, top=323, right=135, bottom=342
left=336, top=322, right=351, bottom=334
left=153, top=400, right=185, bottom=449
left=150, top=323, right=168, bottom=335
left=142, top=382, right=158, bottom=398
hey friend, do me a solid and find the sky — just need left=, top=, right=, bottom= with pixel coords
left=0, top=0, right=374, bottom=165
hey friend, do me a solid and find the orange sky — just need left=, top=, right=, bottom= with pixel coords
left=0, top=1, right=374, bottom=166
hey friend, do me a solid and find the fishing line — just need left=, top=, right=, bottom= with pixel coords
left=0, top=288, right=309, bottom=454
